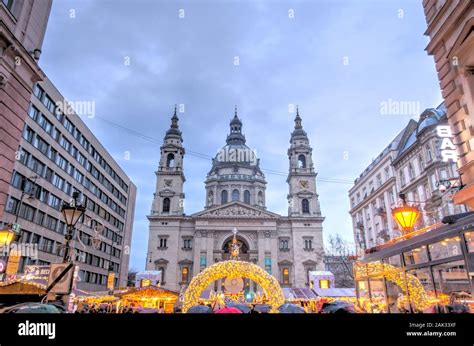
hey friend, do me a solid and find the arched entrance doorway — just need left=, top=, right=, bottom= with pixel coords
left=222, top=236, right=249, bottom=261
left=183, top=260, right=284, bottom=312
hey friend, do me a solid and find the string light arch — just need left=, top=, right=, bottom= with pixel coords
left=354, top=261, right=432, bottom=311
left=182, top=260, right=285, bottom=312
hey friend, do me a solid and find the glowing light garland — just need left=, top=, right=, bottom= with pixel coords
left=354, top=261, right=432, bottom=311
left=182, top=260, right=284, bottom=313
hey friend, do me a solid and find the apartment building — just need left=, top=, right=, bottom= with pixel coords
left=349, top=104, right=467, bottom=253
left=422, top=0, right=474, bottom=209
left=0, top=0, right=52, bottom=220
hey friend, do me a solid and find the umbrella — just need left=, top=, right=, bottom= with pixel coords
left=14, top=303, right=60, bottom=314
left=136, top=308, right=159, bottom=314
left=320, top=301, right=358, bottom=314
left=253, top=304, right=271, bottom=313
left=226, top=302, right=251, bottom=314
left=446, top=304, right=469, bottom=314
left=187, top=305, right=212, bottom=314
left=278, top=303, right=306, bottom=314
left=214, top=307, right=243, bottom=314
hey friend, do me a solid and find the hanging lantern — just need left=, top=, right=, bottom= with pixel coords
left=0, top=228, right=15, bottom=247
left=392, top=193, right=420, bottom=233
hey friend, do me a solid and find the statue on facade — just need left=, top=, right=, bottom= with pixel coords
left=230, top=228, right=242, bottom=260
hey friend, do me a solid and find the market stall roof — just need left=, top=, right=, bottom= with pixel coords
left=0, top=278, right=93, bottom=297
left=283, top=288, right=318, bottom=300
left=313, top=288, right=356, bottom=297
left=0, top=279, right=46, bottom=295
left=118, top=285, right=179, bottom=299
left=199, top=290, right=212, bottom=300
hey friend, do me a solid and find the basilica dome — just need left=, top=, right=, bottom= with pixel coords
left=204, top=108, right=267, bottom=209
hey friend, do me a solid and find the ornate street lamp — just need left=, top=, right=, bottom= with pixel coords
left=61, top=192, right=85, bottom=263
left=392, top=193, right=420, bottom=234
left=0, top=227, right=15, bottom=281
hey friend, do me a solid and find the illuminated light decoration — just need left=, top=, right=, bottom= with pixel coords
left=391, top=194, right=420, bottom=234
left=319, top=279, right=329, bottom=289
left=141, top=279, right=151, bottom=288
left=107, top=272, right=115, bottom=291
left=182, top=260, right=284, bottom=313
left=0, top=228, right=15, bottom=247
left=354, top=261, right=432, bottom=312
left=436, top=125, right=458, bottom=162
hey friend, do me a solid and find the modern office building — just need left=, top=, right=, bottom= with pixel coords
left=1, top=77, right=137, bottom=291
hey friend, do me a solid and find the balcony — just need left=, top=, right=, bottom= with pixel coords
left=356, top=221, right=364, bottom=229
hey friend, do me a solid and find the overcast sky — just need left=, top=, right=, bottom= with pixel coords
left=39, top=0, right=442, bottom=271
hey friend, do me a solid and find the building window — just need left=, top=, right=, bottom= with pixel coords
left=298, top=154, right=306, bottom=168
left=166, top=153, right=175, bottom=168
left=18, top=203, right=35, bottom=222
left=183, top=238, right=192, bottom=250
left=257, top=191, right=263, bottom=206
left=221, top=190, right=228, bottom=204
left=319, top=279, right=330, bottom=289
left=244, top=190, right=250, bottom=204
left=200, top=255, right=207, bottom=269
left=399, top=171, right=406, bottom=187
left=155, top=266, right=166, bottom=284
left=158, top=237, right=168, bottom=249
left=181, top=267, right=189, bottom=283
left=418, top=155, right=424, bottom=172
left=264, top=257, right=271, bottom=274
left=426, top=144, right=433, bottom=162
left=376, top=174, right=382, bottom=187
left=440, top=169, right=448, bottom=180
left=408, top=163, right=415, bottom=180
left=428, top=237, right=462, bottom=260
left=403, top=246, right=429, bottom=265
left=304, top=238, right=313, bottom=251
left=162, top=198, right=170, bottom=213
left=282, top=268, right=290, bottom=285
left=302, top=199, right=310, bottom=214
left=279, top=239, right=289, bottom=251
left=33, top=84, right=44, bottom=100
left=232, top=189, right=240, bottom=202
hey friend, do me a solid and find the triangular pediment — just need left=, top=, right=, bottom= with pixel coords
left=192, top=202, right=280, bottom=219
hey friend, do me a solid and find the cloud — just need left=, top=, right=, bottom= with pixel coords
left=40, top=0, right=441, bottom=269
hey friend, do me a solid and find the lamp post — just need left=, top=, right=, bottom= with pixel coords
left=61, top=192, right=85, bottom=263
left=0, top=175, right=37, bottom=280
left=0, top=228, right=15, bottom=280
left=391, top=193, right=420, bottom=234
left=107, top=238, right=116, bottom=294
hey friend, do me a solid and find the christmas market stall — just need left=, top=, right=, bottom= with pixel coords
left=282, top=287, right=319, bottom=312
left=353, top=213, right=474, bottom=313
left=0, top=278, right=46, bottom=307
left=117, top=286, right=179, bottom=313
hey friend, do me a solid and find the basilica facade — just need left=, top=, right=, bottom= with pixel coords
left=146, top=108, right=325, bottom=293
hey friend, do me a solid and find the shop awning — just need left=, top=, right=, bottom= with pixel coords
left=313, top=287, right=356, bottom=298
left=283, top=288, right=318, bottom=300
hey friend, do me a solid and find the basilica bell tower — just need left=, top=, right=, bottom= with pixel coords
left=151, top=107, right=186, bottom=216
left=287, top=108, right=321, bottom=217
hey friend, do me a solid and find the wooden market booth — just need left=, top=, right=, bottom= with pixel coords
left=117, top=286, right=179, bottom=313
left=0, top=279, right=46, bottom=307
